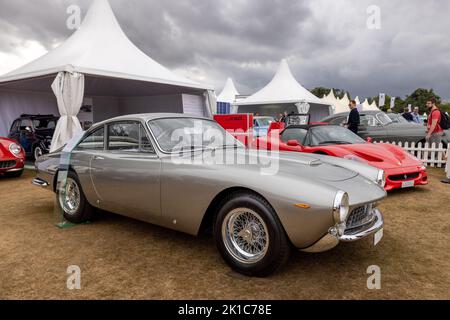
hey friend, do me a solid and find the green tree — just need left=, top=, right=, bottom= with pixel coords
left=403, top=88, right=441, bottom=114
left=310, top=87, right=351, bottom=99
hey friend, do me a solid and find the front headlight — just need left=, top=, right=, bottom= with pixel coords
left=377, top=170, right=386, bottom=188
left=9, top=143, right=23, bottom=158
left=333, top=191, right=350, bottom=224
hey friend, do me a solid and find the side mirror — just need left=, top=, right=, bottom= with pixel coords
left=366, top=137, right=373, bottom=143
left=287, top=140, right=301, bottom=147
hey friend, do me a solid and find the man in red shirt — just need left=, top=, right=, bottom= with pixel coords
left=426, top=98, right=444, bottom=145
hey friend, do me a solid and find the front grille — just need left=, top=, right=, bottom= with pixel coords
left=0, top=160, right=16, bottom=169
left=347, top=204, right=374, bottom=229
left=389, top=173, right=420, bottom=181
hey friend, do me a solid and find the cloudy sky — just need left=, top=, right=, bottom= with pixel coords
left=0, top=0, right=449, bottom=99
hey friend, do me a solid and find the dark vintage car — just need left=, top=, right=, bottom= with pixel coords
left=8, top=114, right=59, bottom=159
left=321, top=111, right=427, bottom=144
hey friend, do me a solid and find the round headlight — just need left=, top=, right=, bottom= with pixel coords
left=333, top=191, right=350, bottom=224
left=377, top=170, right=386, bottom=188
left=9, top=143, right=22, bottom=158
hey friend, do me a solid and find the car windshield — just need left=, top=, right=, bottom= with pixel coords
left=376, top=112, right=393, bottom=125
left=148, top=118, right=243, bottom=153
left=309, top=126, right=365, bottom=146
left=33, top=119, right=57, bottom=130
left=256, top=117, right=274, bottom=127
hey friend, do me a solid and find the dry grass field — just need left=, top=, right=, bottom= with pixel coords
left=0, top=169, right=449, bottom=300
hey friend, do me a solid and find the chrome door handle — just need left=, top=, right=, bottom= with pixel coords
left=93, top=156, right=105, bottom=161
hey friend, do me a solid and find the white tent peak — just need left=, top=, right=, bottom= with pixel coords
left=217, top=78, right=239, bottom=103
left=237, top=59, right=323, bottom=105
left=0, top=0, right=209, bottom=89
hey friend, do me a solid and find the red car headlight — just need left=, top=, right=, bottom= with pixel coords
left=9, top=143, right=23, bottom=158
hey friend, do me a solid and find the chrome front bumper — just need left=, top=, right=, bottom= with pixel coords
left=301, top=209, right=384, bottom=253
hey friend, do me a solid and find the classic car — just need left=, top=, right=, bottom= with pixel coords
left=33, top=114, right=386, bottom=276
left=8, top=114, right=59, bottom=159
left=321, top=110, right=427, bottom=144
left=254, top=123, right=428, bottom=191
left=253, top=116, right=275, bottom=137
left=387, top=113, right=449, bottom=146
left=0, top=137, right=25, bottom=178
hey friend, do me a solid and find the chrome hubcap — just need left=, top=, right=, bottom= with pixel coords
left=59, top=178, right=81, bottom=215
left=222, top=208, right=269, bottom=264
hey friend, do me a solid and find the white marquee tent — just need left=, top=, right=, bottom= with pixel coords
left=235, top=60, right=332, bottom=121
left=217, top=78, right=240, bottom=103
left=0, top=0, right=215, bottom=150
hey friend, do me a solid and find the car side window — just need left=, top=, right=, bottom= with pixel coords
left=108, top=122, right=140, bottom=152
left=77, top=127, right=105, bottom=151
left=280, top=128, right=308, bottom=145
left=10, top=120, right=20, bottom=133
left=361, top=115, right=378, bottom=127
left=20, top=119, right=33, bottom=131
left=107, top=122, right=156, bottom=153
left=140, top=125, right=155, bottom=153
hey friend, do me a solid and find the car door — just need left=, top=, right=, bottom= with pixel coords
left=359, top=114, right=388, bottom=141
left=18, top=119, right=34, bottom=153
left=89, top=121, right=161, bottom=222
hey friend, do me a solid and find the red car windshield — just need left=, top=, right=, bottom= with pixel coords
left=309, top=126, right=365, bottom=146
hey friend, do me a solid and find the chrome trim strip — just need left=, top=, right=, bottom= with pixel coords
left=32, top=178, right=49, bottom=188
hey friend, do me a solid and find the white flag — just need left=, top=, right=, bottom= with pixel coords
left=379, top=93, right=386, bottom=107
left=390, top=97, right=396, bottom=109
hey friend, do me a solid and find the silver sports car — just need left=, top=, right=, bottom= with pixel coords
left=33, top=113, right=386, bottom=276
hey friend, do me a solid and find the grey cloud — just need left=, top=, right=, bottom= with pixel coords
left=0, top=0, right=449, bottom=99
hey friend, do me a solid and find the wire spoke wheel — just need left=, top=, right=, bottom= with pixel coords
left=59, top=177, right=81, bottom=215
left=222, top=208, right=269, bottom=264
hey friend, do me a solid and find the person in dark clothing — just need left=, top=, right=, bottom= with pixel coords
left=402, top=107, right=414, bottom=122
left=346, top=100, right=360, bottom=134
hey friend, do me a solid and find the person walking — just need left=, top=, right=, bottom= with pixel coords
left=426, top=98, right=444, bottom=145
left=346, top=100, right=360, bottom=134
left=411, top=107, right=423, bottom=125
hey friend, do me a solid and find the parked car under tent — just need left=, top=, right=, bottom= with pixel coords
left=0, top=0, right=215, bottom=152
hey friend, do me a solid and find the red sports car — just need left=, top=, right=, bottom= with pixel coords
left=253, top=123, right=428, bottom=191
left=0, top=137, right=25, bottom=178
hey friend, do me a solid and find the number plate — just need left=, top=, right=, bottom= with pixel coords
left=402, top=180, right=415, bottom=188
left=374, top=228, right=383, bottom=246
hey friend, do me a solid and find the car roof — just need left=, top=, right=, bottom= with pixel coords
left=19, top=114, right=58, bottom=119
left=90, top=113, right=213, bottom=130
left=331, top=110, right=380, bottom=117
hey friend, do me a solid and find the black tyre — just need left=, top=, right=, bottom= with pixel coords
left=214, top=191, right=291, bottom=277
left=33, top=145, right=43, bottom=160
left=56, top=171, right=94, bottom=223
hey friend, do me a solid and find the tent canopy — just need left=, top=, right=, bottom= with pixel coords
left=217, top=78, right=239, bottom=103
left=0, top=0, right=214, bottom=140
left=236, top=59, right=324, bottom=106
left=0, top=0, right=210, bottom=92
